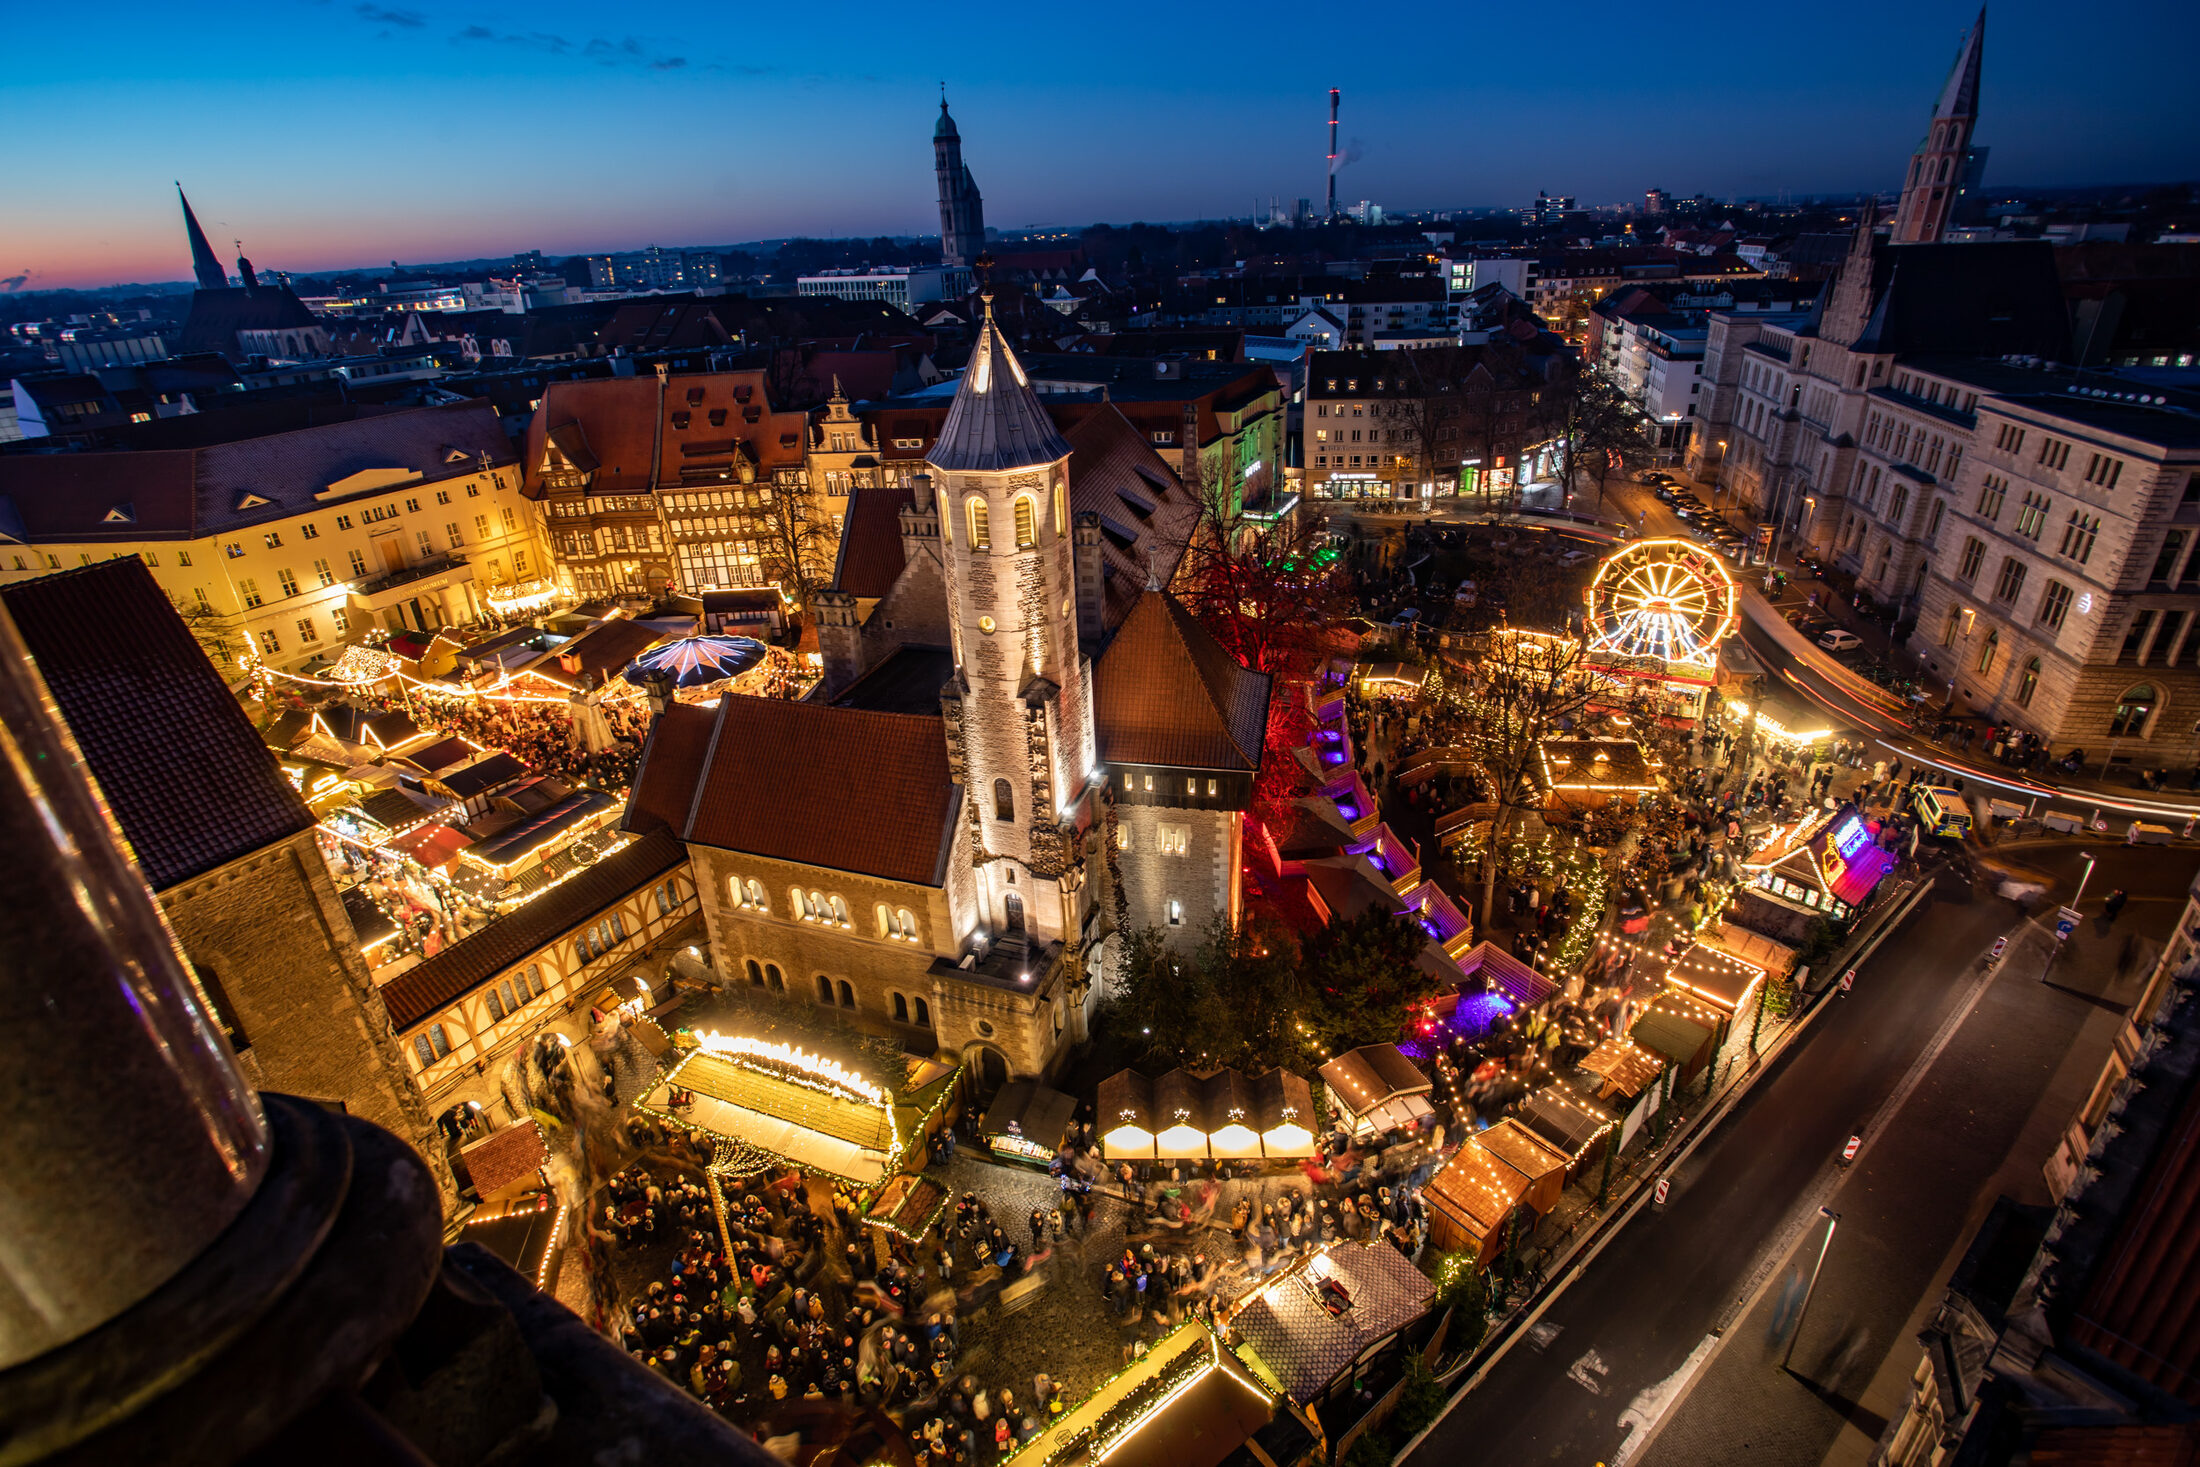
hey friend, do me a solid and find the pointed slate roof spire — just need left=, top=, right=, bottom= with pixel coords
left=177, top=184, right=228, bottom=290
left=928, top=285, right=1072, bottom=473
left=1935, top=9, right=1984, bottom=121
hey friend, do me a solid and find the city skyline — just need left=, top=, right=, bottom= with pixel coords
left=5, top=0, right=2197, bottom=292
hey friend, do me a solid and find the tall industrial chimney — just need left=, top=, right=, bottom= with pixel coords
left=1326, top=88, right=1341, bottom=221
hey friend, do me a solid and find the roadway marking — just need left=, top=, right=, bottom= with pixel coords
left=1568, top=1349, right=1611, bottom=1395
left=1610, top=1334, right=1720, bottom=1467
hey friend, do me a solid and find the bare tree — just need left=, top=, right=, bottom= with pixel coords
left=170, top=593, right=243, bottom=673
left=748, top=470, right=836, bottom=608
left=1552, top=366, right=1654, bottom=513
left=1447, top=628, right=1601, bottom=925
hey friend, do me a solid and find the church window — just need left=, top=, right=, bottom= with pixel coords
left=1143, top=774, right=1154, bottom=792
left=1013, top=495, right=1037, bottom=548
left=1159, top=824, right=1189, bottom=856
left=829, top=894, right=849, bottom=927
left=1053, top=481, right=1067, bottom=533
left=978, top=616, right=996, bottom=635
left=818, top=974, right=834, bottom=1004
left=915, top=997, right=931, bottom=1026
left=791, top=888, right=810, bottom=920
left=1207, top=779, right=1219, bottom=797
left=877, top=903, right=895, bottom=938
left=897, top=908, right=917, bottom=939
left=838, top=981, right=855, bottom=1009
left=994, top=779, right=1015, bottom=822
left=1167, top=900, right=1183, bottom=927
left=766, top=964, right=784, bottom=991
left=746, top=959, right=763, bottom=986
left=894, top=993, right=909, bottom=1022
left=967, top=498, right=991, bottom=550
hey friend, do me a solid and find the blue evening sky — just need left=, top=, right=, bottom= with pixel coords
left=3, top=0, right=2194, bottom=289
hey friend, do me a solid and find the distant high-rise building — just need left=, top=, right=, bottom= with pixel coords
left=934, top=99, right=986, bottom=268
left=1892, top=8, right=1984, bottom=244
left=1645, top=188, right=1670, bottom=216
left=584, top=248, right=721, bottom=292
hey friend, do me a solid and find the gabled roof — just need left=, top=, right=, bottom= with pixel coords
left=622, top=702, right=718, bottom=835
left=1094, top=591, right=1269, bottom=771
left=2, top=559, right=314, bottom=890
left=1230, top=1241, right=1436, bottom=1404
left=380, top=828, right=684, bottom=1030
left=671, top=695, right=960, bottom=887
left=831, top=484, right=916, bottom=599
left=1062, top=403, right=1199, bottom=629
left=927, top=300, right=1074, bottom=473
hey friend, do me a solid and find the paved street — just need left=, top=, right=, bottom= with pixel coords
left=1406, top=842, right=2191, bottom=1467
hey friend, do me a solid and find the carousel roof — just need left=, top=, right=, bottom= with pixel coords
left=622, top=634, right=768, bottom=690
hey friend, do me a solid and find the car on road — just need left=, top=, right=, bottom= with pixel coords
left=1911, top=784, right=1974, bottom=838
left=1816, top=628, right=1864, bottom=652
left=1557, top=549, right=1597, bottom=567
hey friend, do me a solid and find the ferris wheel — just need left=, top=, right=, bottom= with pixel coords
left=1583, top=538, right=1738, bottom=667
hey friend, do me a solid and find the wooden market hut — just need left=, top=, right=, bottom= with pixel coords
left=1423, top=1136, right=1532, bottom=1263
left=1630, top=990, right=1719, bottom=1084
left=1319, top=1044, right=1436, bottom=1141
left=1578, top=1036, right=1668, bottom=1150
left=1517, top=1081, right=1619, bottom=1184
left=1200, top=1069, right=1263, bottom=1162
left=1253, top=1068, right=1317, bottom=1157
left=1099, top=1069, right=1157, bottom=1160
left=1153, top=1069, right=1209, bottom=1161
left=1475, top=1117, right=1572, bottom=1216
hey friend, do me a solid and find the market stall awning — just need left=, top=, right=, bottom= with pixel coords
left=1660, top=942, right=1765, bottom=1019
left=1252, top=1068, right=1316, bottom=1158
left=1153, top=1069, right=1208, bottom=1158
left=1456, top=941, right=1557, bottom=1009
left=638, top=1044, right=900, bottom=1185
left=863, top=1171, right=949, bottom=1243
left=1319, top=1044, right=1433, bottom=1126
left=1517, top=1081, right=1617, bottom=1164
left=388, top=820, right=475, bottom=870
left=1099, top=1069, right=1157, bottom=1159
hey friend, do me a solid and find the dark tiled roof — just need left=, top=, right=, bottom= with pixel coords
left=464, top=789, right=616, bottom=870
left=1063, top=404, right=1198, bottom=630
left=1094, top=592, right=1269, bottom=771
left=2, top=559, right=314, bottom=890
left=533, top=619, right=667, bottom=689
left=1231, top=1242, right=1436, bottom=1403
left=927, top=308, right=1074, bottom=472
left=832, top=484, right=917, bottom=599
left=679, top=697, right=959, bottom=886
left=459, top=1122, right=549, bottom=1197
left=1849, top=241, right=2068, bottom=358
left=1318, top=1045, right=1431, bottom=1112
left=440, top=752, right=528, bottom=800
left=381, top=828, right=684, bottom=1030
left=622, top=703, right=716, bottom=834
left=830, top=644, right=953, bottom=716
left=399, top=734, right=474, bottom=774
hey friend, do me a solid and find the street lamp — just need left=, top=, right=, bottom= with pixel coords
left=2072, top=851, right=2097, bottom=909
left=1782, top=1207, right=1841, bottom=1372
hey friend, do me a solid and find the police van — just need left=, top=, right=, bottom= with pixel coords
left=1910, top=784, right=1973, bottom=839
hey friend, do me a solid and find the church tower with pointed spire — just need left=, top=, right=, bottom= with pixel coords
left=934, top=98, right=986, bottom=269
left=177, top=184, right=229, bottom=290
left=929, top=290, right=1093, bottom=954
left=1891, top=9, right=1985, bottom=244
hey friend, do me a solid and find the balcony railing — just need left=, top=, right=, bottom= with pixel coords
left=352, top=553, right=469, bottom=599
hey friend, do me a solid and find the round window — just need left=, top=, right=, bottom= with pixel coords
left=977, top=1020, right=996, bottom=1038
left=1061, top=597, right=1071, bottom=618
left=978, top=615, right=997, bottom=634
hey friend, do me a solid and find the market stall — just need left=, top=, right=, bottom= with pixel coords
left=1578, top=1036, right=1668, bottom=1150
left=1739, top=804, right=1897, bottom=928
left=1473, top=1117, right=1571, bottom=1216
left=1153, top=1070, right=1210, bottom=1161
left=1253, top=1068, right=1317, bottom=1158
left=1227, top=1240, right=1439, bottom=1432
left=1517, top=1081, right=1619, bottom=1183
left=978, top=1079, right=1076, bottom=1168
left=1629, top=988, right=1723, bottom=1084
left=1319, top=1044, right=1436, bottom=1142
left=636, top=1032, right=904, bottom=1185
left=1002, top=1320, right=1276, bottom=1467
left=1199, top=1070, right=1262, bottom=1162
left=1423, top=1135, right=1531, bottom=1264
left=1099, top=1069, right=1157, bottom=1161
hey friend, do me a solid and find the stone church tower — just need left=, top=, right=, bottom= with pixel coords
left=1891, top=9, right=1984, bottom=245
left=929, top=296, right=1095, bottom=954
left=934, top=99, right=987, bottom=269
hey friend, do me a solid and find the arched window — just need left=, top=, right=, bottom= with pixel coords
left=893, top=992, right=909, bottom=1022
left=829, top=894, right=849, bottom=927
left=1053, top=479, right=1067, bottom=533
left=1977, top=628, right=1998, bottom=674
left=790, top=887, right=809, bottom=920
left=765, top=963, right=784, bottom=991
left=746, top=878, right=766, bottom=910
left=914, top=997, right=931, bottom=1028
left=1012, top=495, right=1037, bottom=549
left=877, top=903, right=894, bottom=937
left=994, top=778, right=1015, bottom=822
left=746, top=958, right=763, bottom=986
left=897, top=908, right=918, bottom=940
left=809, top=890, right=827, bottom=922
left=2111, top=684, right=2157, bottom=737
left=967, top=497, right=990, bottom=550
left=2017, top=657, right=2040, bottom=707
left=837, top=980, right=855, bottom=1009
left=817, top=973, right=834, bottom=1004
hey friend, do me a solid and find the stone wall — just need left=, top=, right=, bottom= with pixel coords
left=161, top=830, right=452, bottom=1205
left=1112, top=803, right=1240, bottom=947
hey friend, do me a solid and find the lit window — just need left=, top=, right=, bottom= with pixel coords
left=1013, top=495, right=1037, bottom=548
left=967, top=497, right=990, bottom=550
left=1168, top=899, right=1183, bottom=926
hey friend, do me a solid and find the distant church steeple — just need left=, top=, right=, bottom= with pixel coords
left=934, top=97, right=986, bottom=270
left=177, top=184, right=229, bottom=290
left=1891, top=8, right=1985, bottom=245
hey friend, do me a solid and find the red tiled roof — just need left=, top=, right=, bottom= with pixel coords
left=521, top=371, right=808, bottom=500
left=3, top=559, right=315, bottom=890
left=460, top=1122, right=550, bottom=1197
left=832, top=484, right=916, bottom=600
left=622, top=703, right=716, bottom=834
left=682, top=697, right=958, bottom=886
left=1094, top=592, right=1270, bottom=771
